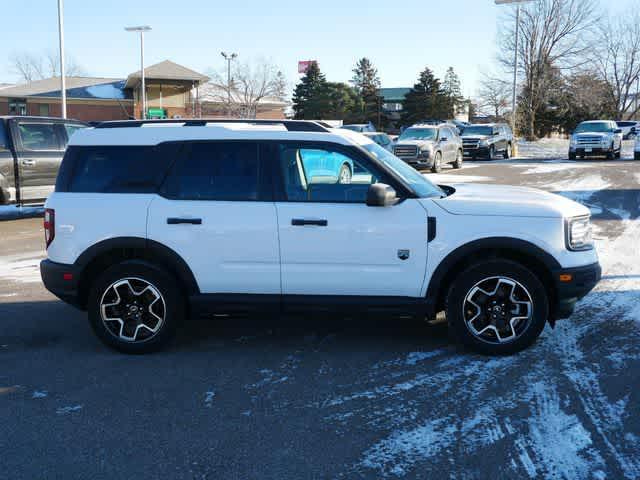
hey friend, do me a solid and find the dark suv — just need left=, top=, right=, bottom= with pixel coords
left=461, top=123, right=514, bottom=160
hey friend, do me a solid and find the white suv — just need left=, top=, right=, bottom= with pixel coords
left=40, top=120, right=601, bottom=355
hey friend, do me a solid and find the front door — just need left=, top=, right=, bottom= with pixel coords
left=271, top=142, right=429, bottom=298
left=147, top=141, right=280, bottom=295
left=11, top=120, right=65, bottom=203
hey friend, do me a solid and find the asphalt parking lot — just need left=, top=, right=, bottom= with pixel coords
left=1, top=149, right=639, bottom=479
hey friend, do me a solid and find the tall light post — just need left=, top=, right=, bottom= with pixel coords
left=125, top=26, right=152, bottom=119
left=57, top=0, right=66, bottom=118
left=221, top=51, right=237, bottom=117
left=495, top=0, right=533, bottom=133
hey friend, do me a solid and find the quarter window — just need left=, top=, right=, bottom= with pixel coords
left=277, top=144, right=382, bottom=203
left=18, top=123, right=60, bottom=151
left=164, top=142, right=264, bottom=201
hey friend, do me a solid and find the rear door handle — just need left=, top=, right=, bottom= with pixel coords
left=167, top=217, right=202, bottom=225
left=21, top=159, right=36, bottom=167
left=291, top=218, right=328, bottom=227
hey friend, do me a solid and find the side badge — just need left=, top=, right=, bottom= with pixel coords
left=398, top=249, right=410, bottom=261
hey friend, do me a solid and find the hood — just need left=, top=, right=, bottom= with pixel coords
left=432, top=183, right=590, bottom=218
left=461, top=135, right=490, bottom=141
left=573, top=132, right=610, bottom=138
left=395, top=139, right=435, bottom=147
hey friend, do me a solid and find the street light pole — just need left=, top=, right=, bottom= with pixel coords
left=57, top=0, right=66, bottom=118
left=221, top=52, right=237, bottom=117
left=125, top=26, right=152, bottom=119
left=495, top=0, right=533, bottom=134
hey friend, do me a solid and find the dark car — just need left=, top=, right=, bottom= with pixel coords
left=0, top=116, right=88, bottom=205
left=616, top=121, right=638, bottom=140
left=341, top=123, right=376, bottom=133
left=461, top=123, right=514, bottom=160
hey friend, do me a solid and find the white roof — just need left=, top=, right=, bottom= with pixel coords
left=69, top=122, right=373, bottom=147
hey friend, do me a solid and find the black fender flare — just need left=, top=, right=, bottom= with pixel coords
left=425, top=237, right=561, bottom=315
left=75, top=236, right=200, bottom=295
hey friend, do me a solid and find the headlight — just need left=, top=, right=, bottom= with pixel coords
left=570, top=136, right=577, bottom=146
left=479, top=139, right=489, bottom=146
left=566, top=216, right=593, bottom=251
left=601, top=137, right=610, bottom=145
left=419, top=146, right=432, bottom=157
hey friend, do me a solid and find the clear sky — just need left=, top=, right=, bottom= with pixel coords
left=0, top=0, right=635, bottom=97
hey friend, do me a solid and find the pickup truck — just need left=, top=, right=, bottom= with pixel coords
left=0, top=116, right=87, bottom=205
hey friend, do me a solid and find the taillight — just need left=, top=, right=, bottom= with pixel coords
left=44, top=208, right=55, bottom=248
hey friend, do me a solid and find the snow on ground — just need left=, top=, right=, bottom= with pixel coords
left=517, top=137, right=569, bottom=159
left=0, top=252, right=44, bottom=284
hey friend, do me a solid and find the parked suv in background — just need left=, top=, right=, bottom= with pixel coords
left=569, top=120, right=623, bottom=160
left=0, top=116, right=87, bottom=205
left=616, top=120, right=638, bottom=140
left=461, top=123, right=513, bottom=160
left=41, top=119, right=600, bottom=355
left=341, top=123, right=376, bottom=133
left=393, top=123, right=463, bottom=172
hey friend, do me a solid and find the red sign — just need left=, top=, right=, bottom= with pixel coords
left=298, top=60, right=316, bottom=74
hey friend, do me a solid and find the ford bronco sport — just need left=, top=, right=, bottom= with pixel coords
left=40, top=119, right=601, bottom=355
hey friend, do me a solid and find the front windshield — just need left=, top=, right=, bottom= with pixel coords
left=462, top=126, right=493, bottom=136
left=342, top=125, right=363, bottom=132
left=575, top=122, right=612, bottom=133
left=362, top=142, right=444, bottom=198
left=399, top=127, right=437, bottom=141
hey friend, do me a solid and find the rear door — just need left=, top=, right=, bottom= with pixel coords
left=147, top=141, right=281, bottom=295
left=0, top=120, right=16, bottom=203
left=11, top=119, right=65, bottom=203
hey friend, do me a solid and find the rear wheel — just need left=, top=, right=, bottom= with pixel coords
left=431, top=152, right=443, bottom=173
left=453, top=149, right=463, bottom=169
left=88, top=261, right=185, bottom=353
left=446, top=259, right=548, bottom=355
left=503, top=143, right=512, bottom=159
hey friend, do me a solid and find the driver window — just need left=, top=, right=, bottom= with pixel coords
left=278, top=145, right=381, bottom=203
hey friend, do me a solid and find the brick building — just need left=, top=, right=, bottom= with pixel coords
left=0, top=60, right=286, bottom=122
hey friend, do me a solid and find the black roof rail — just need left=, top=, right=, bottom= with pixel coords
left=93, top=118, right=330, bottom=133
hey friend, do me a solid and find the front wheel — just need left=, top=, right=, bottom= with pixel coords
left=453, top=149, right=463, bottom=169
left=431, top=152, right=443, bottom=173
left=446, top=259, right=548, bottom=355
left=88, top=261, right=185, bottom=354
left=503, top=143, right=512, bottom=159
left=606, top=144, right=615, bottom=160
left=338, top=164, right=352, bottom=184
left=568, top=151, right=577, bottom=160
left=488, top=145, right=496, bottom=160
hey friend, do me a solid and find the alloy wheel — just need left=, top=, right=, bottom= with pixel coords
left=462, top=276, right=533, bottom=344
left=100, top=277, right=166, bottom=342
left=338, top=165, right=352, bottom=184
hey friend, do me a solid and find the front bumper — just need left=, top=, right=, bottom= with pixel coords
left=569, top=146, right=610, bottom=157
left=463, top=146, right=490, bottom=158
left=551, top=262, right=601, bottom=320
left=399, top=156, right=433, bottom=168
left=40, top=259, right=83, bottom=308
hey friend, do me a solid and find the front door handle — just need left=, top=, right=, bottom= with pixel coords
left=167, top=217, right=202, bottom=225
left=21, top=159, right=36, bottom=167
left=291, top=218, right=328, bottom=227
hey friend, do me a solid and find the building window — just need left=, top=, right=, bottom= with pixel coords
left=382, top=102, right=403, bottom=112
left=9, top=98, right=27, bottom=115
left=38, top=104, right=50, bottom=116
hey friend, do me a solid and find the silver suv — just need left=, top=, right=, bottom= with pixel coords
left=393, top=123, right=463, bottom=173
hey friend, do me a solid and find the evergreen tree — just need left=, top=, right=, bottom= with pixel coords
left=324, top=82, right=364, bottom=123
left=351, top=58, right=383, bottom=126
left=442, top=67, right=464, bottom=119
left=401, top=67, right=448, bottom=125
left=292, top=62, right=328, bottom=119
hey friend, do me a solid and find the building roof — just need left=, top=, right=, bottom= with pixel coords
left=196, top=82, right=287, bottom=106
left=125, top=60, right=209, bottom=88
left=0, top=77, right=132, bottom=101
left=379, top=87, right=411, bottom=102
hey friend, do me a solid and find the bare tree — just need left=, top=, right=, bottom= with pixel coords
left=499, top=0, right=600, bottom=139
left=9, top=50, right=87, bottom=83
left=592, top=12, right=640, bottom=120
left=477, top=73, right=510, bottom=119
left=209, top=58, right=288, bottom=118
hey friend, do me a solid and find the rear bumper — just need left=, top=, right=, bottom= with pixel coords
left=40, top=259, right=83, bottom=308
left=552, top=262, right=601, bottom=320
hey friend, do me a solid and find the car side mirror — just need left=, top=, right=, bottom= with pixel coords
left=439, top=136, right=448, bottom=142
left=614, top=128, right=623, bottom=134
left=366, top=183, right=397, bottom=207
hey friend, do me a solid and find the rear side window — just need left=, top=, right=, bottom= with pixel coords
left=0, top=121, right=7, bottom=150
left=162, top=142, right=266, bottom=201
left=18, top=122, right=60, bottom=150
left=57, top=145, right=175, bottom=193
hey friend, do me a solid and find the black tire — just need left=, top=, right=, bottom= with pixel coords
left=488, top=145, right=496, bottom=160
left=615, top=147, right=621, bottom=159
left=453, top=149, right=463, bottom=169
left=503, top=143, right=511, bottom=159
left=87, top=260, right=185, bottom=354
left=635, top=152, right=640, bottom=160
left=568, top=151, right=576, bottom=160
left=446, top=259, right=549, bottom=355
left=606, top=144, right=614, bottom=160
left=431, top=152, right=443, bottom=173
